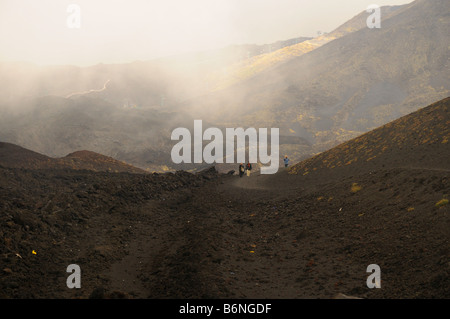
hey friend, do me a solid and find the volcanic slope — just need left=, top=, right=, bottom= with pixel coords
left=0, top=98, right=449, bottom=299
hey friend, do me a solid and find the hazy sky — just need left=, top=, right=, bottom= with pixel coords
left=0, top=0, right=414, bottom=66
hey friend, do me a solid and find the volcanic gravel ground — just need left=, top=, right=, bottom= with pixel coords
left=0, top=165, right=448, bottom=299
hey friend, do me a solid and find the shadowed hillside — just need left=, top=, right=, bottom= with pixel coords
left=289, top=96, right=450, bottom=177
left=0, top=142, right=145, bottom=174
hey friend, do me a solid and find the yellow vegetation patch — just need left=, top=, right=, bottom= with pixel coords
left=351, top=183, right=362, bottom=193
left=435, top=199, right=449, bottom=208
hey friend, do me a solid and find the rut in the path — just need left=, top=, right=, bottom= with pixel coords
left=105, top=187, right=231, bottom=298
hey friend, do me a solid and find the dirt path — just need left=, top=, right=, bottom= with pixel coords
left=100, top=173, right=364, bottom=299
left=103, top=187, right=234, bottom=298
left=100, top=167, right=449, bottom=299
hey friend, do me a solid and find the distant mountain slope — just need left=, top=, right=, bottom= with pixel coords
left=209, top=5, right=405, bottom=92
left=0, top=142, right=145, bottom=173
left=181, top=0, right=450, bottom=154
left=289, top=96, right=450, bottom=177
left=0, top=94, right=313, bottom=173
left=0, top=95, right=195, bottom=172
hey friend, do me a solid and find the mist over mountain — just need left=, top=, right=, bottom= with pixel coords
left=0, top=95, right=197, bottom=172
left=0, top=0, right=448, bottom=172
left=0, top=36, right=312, bottom=107
left=0, top=36, right=316, bottom=171
left=180, top=0, right=450, bottom=153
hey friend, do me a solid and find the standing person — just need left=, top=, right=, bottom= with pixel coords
left=284, top=155, right=290, bottom=168
left=246, top=162, right=252, bottom=177
left=239, top=163, right=245, bottom=178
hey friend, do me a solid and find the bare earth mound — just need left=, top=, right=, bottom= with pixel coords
left=0, top=143, right=145, bottom=174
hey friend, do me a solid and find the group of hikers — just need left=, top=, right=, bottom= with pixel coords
left=238, top=155, right=290, bottom=178
left=238, top=162, right=253, bottom=177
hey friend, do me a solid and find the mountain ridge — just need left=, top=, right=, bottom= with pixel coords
left=0, top=141, right=145, bottom=174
